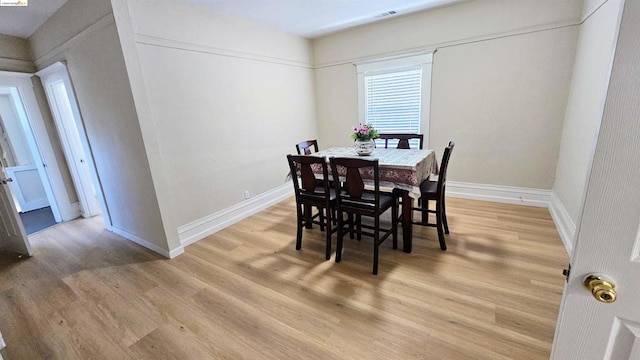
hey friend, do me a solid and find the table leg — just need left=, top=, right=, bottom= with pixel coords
left=400, top=190, right=412, bottom=253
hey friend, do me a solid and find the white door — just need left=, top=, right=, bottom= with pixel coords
left=37, top=63, right=102, bottom=218
left=552, top=1, right=640, bottom=358
left=0, top=88, right=50, bottom=212
left=0, top=164, right=31, bottom=256
left=5, top=165, right=49, bottom=212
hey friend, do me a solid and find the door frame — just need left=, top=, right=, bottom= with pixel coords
left=0, top=71, right=71, bottom=222
left=0, top=86, right=51, bottom=213
left=36, top=62, right=104, bottom=219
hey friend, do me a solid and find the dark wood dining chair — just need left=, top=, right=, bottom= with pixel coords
left=378, top=133, right=424, bottom=149
left=412, top=141, right=455, bottom=251
left=329, top=157, right=399, bottom=275
left=296, top=139, right=319, bottom=155
left=287, top=154, right=337, bottom=260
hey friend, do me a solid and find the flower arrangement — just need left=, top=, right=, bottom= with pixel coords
left=350, top=123, right=379, bottom=141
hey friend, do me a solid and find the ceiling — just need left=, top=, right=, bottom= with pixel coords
left=189, top=0, right=467, bottom=38
left=0, top=0, right=67, bottom=38
left=0, top=0, right=466, bottom=40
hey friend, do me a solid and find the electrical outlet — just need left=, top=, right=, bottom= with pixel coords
left=244, top=190, right=251, bottom=199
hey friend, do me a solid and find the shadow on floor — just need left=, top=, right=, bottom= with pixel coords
left=19, top=206, right=57, bottom=235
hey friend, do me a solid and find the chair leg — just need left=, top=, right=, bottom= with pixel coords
left=372, top=217, right=379, bottom=275
left=336, top=214, right=344, bottom=263
left=348, top=213, right=355, bottom=239
left=421, top=198, right=429, bottom=223
left=304, top=204, right=312, bottom=229
left=435, top=203, right=447, bottom=251
left=356, top=214, right=362, bottom=240
left=296, top=208, right=303, bottom=251
left=392, top=199, right=398, bottom=250
left=319, top=207, right=325, bottom=232
left=441, top=195, right=450, bottom=234
left=325, top=208, right=332, bottom=260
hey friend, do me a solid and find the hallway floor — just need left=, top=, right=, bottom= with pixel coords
left=19, top=207, right=57, bottom=235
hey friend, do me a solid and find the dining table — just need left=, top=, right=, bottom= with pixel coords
left=311, top=146, right=436, bottom=253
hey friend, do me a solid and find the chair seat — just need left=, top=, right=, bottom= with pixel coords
left=419, top=179, right=438, bottom=198
left=340, top=190, right=396, bottom=211
left=300, top=188, right=336, bottom=203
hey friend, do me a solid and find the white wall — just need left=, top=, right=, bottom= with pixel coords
left=110, top=0, right=316, bottom=242
left=551, top=0, right=624, bottom=252
left=313, top=1, right=581, bottom=190
left=29, top=0, right=171, bottom=255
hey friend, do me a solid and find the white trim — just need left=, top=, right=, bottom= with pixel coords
left=34, top=61, right=66, bottom=78
left=315, top=19, right=579, bottom=69
left=135, top=34, right=313, bottom=69
left=108, top=225, right=184, bottom=259
left=36, top=61, right=106, bottom=220
left=356, top=52, right=433, bottom=73
left=446, top=181, right=551, bottom=207
left=356, top=53, right=433, bottom=146
left=548, top=192, right=575, bottom=256
left=178, top=184, right=292, bottom=247
left=0, top=72, right=75, bottom=223
left=33, top=14, right=115, bottom=68
left=0, top=58, right=35, bottom=73
left=0, top=71, right=33, bottom=86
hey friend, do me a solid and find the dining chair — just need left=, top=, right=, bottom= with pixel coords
left=287, top=154, right=337, bottom=260
left=377, top=133, right=424, bottom=149
left=296, top=139, right=319, bottom=155
left=329, top=157, right=399, bottom=275
left=378, top=133, right=424, bottom=221
left=412, top=141, right=455, bottom=251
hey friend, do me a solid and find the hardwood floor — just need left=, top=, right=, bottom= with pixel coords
left=0, top=197, right=568, bottom=359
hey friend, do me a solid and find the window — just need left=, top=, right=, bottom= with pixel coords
left=357, top=53, right=433, bottom=148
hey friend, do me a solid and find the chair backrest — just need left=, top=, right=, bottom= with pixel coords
left=377, top=133, right=424, bottom=149
left=296, top=139, right=319, bottom=155
left=437, top=141, right=455, bottom=195
left=287, top=154, right=330, bottom=200
left=329, top=157, right=381, bottom=209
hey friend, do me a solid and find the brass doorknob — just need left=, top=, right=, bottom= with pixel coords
left=584, top=275, right=617, bottom=303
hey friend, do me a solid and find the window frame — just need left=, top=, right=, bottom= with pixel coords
left=357, top=52, right=433, bottom=148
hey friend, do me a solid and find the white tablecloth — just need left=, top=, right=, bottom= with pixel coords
left=312, top=147, right=436, bottom=198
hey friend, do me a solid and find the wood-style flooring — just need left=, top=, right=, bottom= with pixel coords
left=0, top=197, right=568, bottom=359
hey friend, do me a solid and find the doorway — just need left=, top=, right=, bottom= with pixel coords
left=0, top=85, right=58, bottom=234
left=36, top=62, right=105, bottom=221
left=0, top=69, right=107, bottom=241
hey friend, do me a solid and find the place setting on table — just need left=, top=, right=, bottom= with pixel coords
left=286, top=124, right=451, bottom=275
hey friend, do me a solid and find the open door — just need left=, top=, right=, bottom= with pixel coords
left=0, top=161, right=31, bottom=257
left=552, top=1, right=640, bottom=358
left=0, top=70, right=84, bottom=224
left=0, top=87, right=51, bottom=213
left=36, top=62, right=103, bottom=219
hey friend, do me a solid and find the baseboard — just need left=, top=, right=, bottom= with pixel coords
left=446, top=181, right=552, bottom=207
left=548, top=192, right=575, bottom=256
left=176, top=181, right=568, bottom=254
left=108, top=225, right=184, bottom=259
left=178, top=184, right=292, bottom=247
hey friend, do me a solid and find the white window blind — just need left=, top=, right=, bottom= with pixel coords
left=357, top=53, right=433, bottom=149
left=364, top=67, right=422, bottom=133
